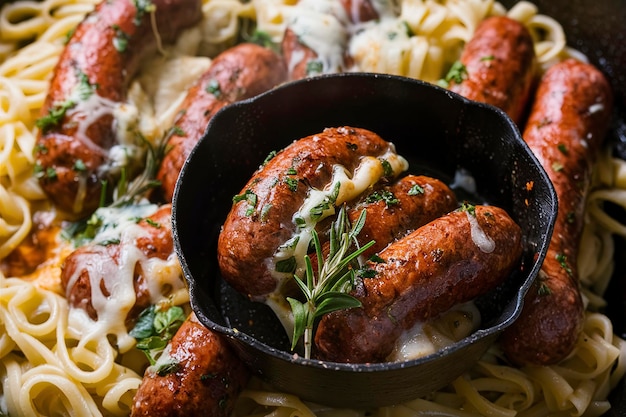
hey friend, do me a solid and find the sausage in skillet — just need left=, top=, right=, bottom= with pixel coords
left=315, top=205, right=523, bottom=363
left=449, top=16, right=536, bottom=125
left=345, top=174, right=457, bottom=259
left=157, top=43, right=288, bottom=201
left=217, top=126, right=407, bottom=297
left=499, top=59, right=613, bottom=366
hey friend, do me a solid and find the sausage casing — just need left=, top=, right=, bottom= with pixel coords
left=217, top=127, right=402, bottom=297
left=61, top=204, right=174, bottom=324
left=315, top=205, right=523, bottom=363
left=347, top=174, right=457, bottom=258
left=157, top=43, right=288, bottom=201
left=35, top=0, right=202, bottom=216
left=499, top=59, right=612, bottom=365
left=131, top=313, right=249, bottom=417
left=449, top=16, right=536, bottom=124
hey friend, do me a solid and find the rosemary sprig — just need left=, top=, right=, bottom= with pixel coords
left=287, top=206, right=375, bottom=359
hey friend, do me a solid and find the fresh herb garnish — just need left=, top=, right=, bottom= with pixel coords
left=408, top=184, right=424, bottom=195
left=460, top=201, right=476, bottom=216
left=379, top=158, right=394, bottom=177
left=206, top=79, right=222, bottom=98
left=233, top=189, right=257, bottom=216
left=365, top=190, right=398, bottom=206
left=555, top=253, right=573, bottom=277
left=130, top=304, right=186, bottom=365
left=287, top=206, right=375, bottom=359
left=111, top=24, right=130, bottom=52
left=306, top=60, right=324, bottom=76
left=437, top=60, right=468, bottom=88
left=133, top=0, right=156, bottom=26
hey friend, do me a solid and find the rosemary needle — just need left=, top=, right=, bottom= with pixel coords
left=287, top=206, right=375, bottom=359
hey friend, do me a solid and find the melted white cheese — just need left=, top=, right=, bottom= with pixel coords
left=65, top=203, right=186, bottom=352
left=466, top=209, right=495, bottom=253
left=387, top=301, right=481, bottom=362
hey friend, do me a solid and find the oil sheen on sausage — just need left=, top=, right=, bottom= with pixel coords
left=449, top=16, right=536, bottom=125
left=35, top=0, right=202, bottom=217
left=217, top=127, right=408, bottom=298
left=131, top=313, right=249, bottom=417
left=315, top=205, right=523, bottom=363
left=499, top=59, right=612, bottom=366
left=157, top=43, right=288, bottom=201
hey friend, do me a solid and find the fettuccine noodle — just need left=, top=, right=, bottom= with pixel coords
left=1, top=0, right=625, bottom=416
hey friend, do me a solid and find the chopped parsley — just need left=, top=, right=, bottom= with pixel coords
left=379, top=158, right=393, bottom=177
left=555, top=253, right=573, bottom=277
left=206, top=79, right=222, bottom=98
left=306, top=60, right=324, bottom=76
left=408, top=184, right=424, bottom=195
left=284, top=177, right=298, bottom=192
left=233, top=189, right=257, bottom=216
left=437, top=61, right=468, bottom=88
left=111, top=24, right=130, bottom=52
left=365, top=190, right=399, bottom=206
left=133, top=0, right=156, bottom=26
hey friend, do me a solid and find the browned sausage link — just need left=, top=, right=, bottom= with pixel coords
left=157, top=43, right=288, bottom=201
left=131, top=313, right=249, bottom=417
left=281, top=27, right=320, bottom=81
left=499, top=59, right=613, bottom=366
left=218, top=127, right=398, bottom=297
left=61, top=204, right=174, bottom=324
left=35, top=0, right=202, bottom=217
left=339, top=0, right=379, bottom=23
left=449, top=16, right=536, bottom=125
left=315, top=205, right=523, bottom=363
left=347, top=174, right=457, bottom=259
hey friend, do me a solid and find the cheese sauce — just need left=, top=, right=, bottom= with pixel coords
left=64, top=203, right=186, bottom=352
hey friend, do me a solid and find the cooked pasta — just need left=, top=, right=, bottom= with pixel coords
left=1, top=0, right=625, bottom=416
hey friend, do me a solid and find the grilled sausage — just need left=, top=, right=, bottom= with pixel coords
left=281, top=0, right=378, bottom=80
left=131, top=313, right=249, bottom=417
left=449, top=16, right=536, bottom=125
left=61, top=204, right=174, bottom=324
left=35, top=0, right=202, bottom=217
left=157, top=43, right=287, bottom=201
left=217, top=126, right=406, bottom=297
left=499, top=59, right=612, bottom=366
left=315, top=205, right=523, bottom=363
left=346, top=174, right=457, bottom=258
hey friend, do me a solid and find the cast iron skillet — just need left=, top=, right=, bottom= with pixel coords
left=173, top=73, right=557, bottom=408
left=504, top=0, right=626, bottom=414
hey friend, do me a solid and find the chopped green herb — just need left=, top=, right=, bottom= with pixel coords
left=346, top=142, right=358, bottom=151
left=263, top=150, right=277, bottom=166
left=284, top=177, right=298, bottom=192
left=437, top=60, right=468, bottom=88
left=133, top=0, right=156, bottom=26
left=156, top=360, right=180, bottom=377
left=73, top=159, right=86, bottom=172
left=359, top=267, right=377, bottom=278
left=306, top=60, right=324, bottom=75
left=402, top=20, right=414, bottom=37
left=460, top=201, right=476, bottom=216
left=365, top=190, right=399, bottom=206
left=260, top=203, right=272, bottom=222
left=144, top=218, right=161, bottom=228
left=206, top=79, right=222, bottom=97
left=557, top=143, right=569, bottom=155
left=111, top=24, right=130, bottom=52
left=286, top=167, right=297, bottom=175
left=555, top=253, right=573, bottom=277
left=36, top=100, right=75, bottom=132
left=480, top=55, right=495, bottom=61
left=379, top=158, right=393, bottom=177
left=408, top=184, right=425, bottom=195
left=538, top=282, right=552, bottom=296
left=98, top=238, right=121, bottom=246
